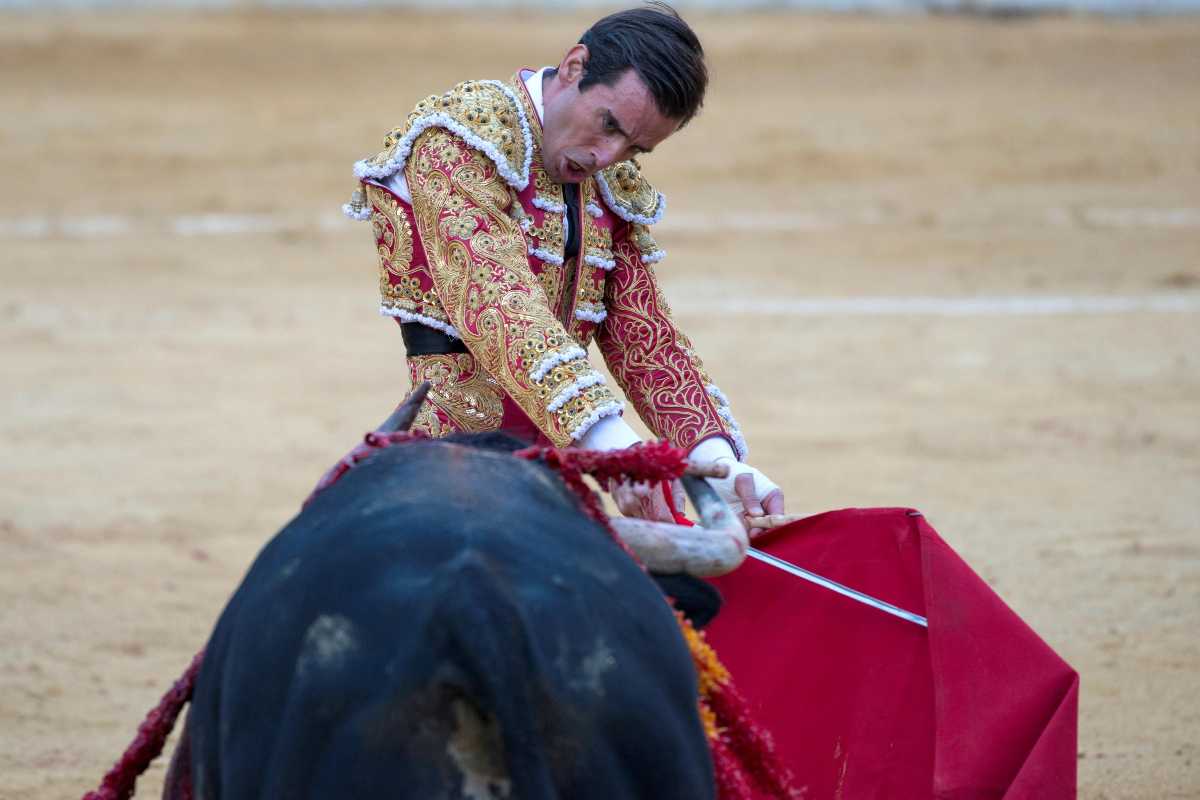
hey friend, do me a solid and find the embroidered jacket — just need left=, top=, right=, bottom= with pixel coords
left=344, top=74, right=746, bottom=457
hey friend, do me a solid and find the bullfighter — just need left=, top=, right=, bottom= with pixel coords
left=343, top=3, right=784, bottom=526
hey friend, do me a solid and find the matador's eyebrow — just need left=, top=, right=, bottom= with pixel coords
left=605, top=109, right=654, bottom=154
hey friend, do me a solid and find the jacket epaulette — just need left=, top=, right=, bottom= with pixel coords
left=595, top=158, right=666, bottom=226
left=351, top=79, right=533, bottom=192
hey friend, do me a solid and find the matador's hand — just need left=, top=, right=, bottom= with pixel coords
left=610, top=478, right=684, bottom=524
left=579, top=416, right=686, bottom=523
left=727, top=466, right=785, bottom=536
left=690, top=437, right=785, bottom=537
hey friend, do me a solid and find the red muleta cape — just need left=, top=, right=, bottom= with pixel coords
left=705, top=508, right=1079, bottom=799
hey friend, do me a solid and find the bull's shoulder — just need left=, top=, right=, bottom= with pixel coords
left=353, top=79, right=532, bottom=191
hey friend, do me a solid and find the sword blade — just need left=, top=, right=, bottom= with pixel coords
left=746, top=547, right=928, bottom=628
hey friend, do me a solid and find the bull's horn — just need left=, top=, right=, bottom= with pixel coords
left=608, top=477, right=747, bottom=578
left=680, top=475, right=741, bottom=535
left=376, top=381, right=432, bottom=433
left=608, top=516, right=747, bottom=578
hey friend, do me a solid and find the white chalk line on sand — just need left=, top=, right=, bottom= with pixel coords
left=0, top=212, right=350, bottom=239
left=5, top=211, right=1196, bottom=317
left=3, top=205, right=1200, bottom=240
left=673, top=293, right=1200, bottom=316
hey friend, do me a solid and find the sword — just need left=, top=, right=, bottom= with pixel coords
left=680, top=477, right=928, bottom=629
left=746, top=546, right=928, bottom=628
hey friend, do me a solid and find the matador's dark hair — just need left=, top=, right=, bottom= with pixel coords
left=578, top=2, right=707, bottom=127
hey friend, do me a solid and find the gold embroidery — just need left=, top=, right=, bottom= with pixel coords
left=380, top=273, right=444, bottom=317
left=367, top=184, right=414, bottom=277
left=537, top=261, right=564, bottom=309
left=408, top=352, right=505, bottom=434
left=508, top=193, right=531, bottom=227
left=584, top=225, right=614, bottom=274
left=526, top=146, right=566, bottom=268
left=362, top=80, right=529, bottom=186
left=560, top=180, right=611, bottom=342
left=597, top=159, right=664, bottom=223
left=584, top=218, right=613, bottom=254
left=443, top=212, right=482, bottom=240
left=533, top=155, right=556, bottom=192
left=529, top=132, right=564, bottom=213
left=365, top=183, right=451, bottom=324
left=596, top=237, right=729, bottom=451
left=555, top=384, right=618, bottom=427
left=513, top=73, right=568, bottom=271
left=535, top=358, right=598, bottom=406
left=631, top=223, right=660, bottom=258
left=582, top=178, right=599, bottom=209
left=527, top=213, right=564, bottom=253
left=576, top=278, right=605, bottom=311
left=406, top=126, right=620, bottom=446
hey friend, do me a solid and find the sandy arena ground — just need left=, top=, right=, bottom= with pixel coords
left=1, top=8, right=1197, bottom=798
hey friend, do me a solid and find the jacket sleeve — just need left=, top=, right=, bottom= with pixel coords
left=595, top=225, right=748, bottom=459
left=405, top=127, right=623, bottom=446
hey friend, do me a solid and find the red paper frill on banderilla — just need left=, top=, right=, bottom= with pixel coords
left=704, top=508, right=1079, bottom=800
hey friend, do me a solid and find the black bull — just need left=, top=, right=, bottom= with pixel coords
left=168, top=435, right=716, bottom=799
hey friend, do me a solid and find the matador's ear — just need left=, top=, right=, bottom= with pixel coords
left=557, top=43, right=590, bottom=86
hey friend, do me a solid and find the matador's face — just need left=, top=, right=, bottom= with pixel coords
left=541, top=49, right=679, bottom=185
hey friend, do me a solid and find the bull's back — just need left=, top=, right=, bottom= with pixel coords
left=188, top=441, right=715, bottom=800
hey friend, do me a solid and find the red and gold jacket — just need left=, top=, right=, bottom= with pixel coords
left=344, top=73, right=746, bottom=458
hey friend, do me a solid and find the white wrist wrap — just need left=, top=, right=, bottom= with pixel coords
left=577, top=414, right=642, bottom=451
left=700, top=455, right=782, bottom=513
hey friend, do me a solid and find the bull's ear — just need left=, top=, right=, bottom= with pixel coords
left=377, top=381, right=432, bottom=433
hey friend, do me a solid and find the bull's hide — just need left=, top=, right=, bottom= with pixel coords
left=178, top=437, right=715, bottom=800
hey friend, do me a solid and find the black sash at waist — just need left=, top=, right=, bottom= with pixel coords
left=400, top=322, right=469, bottom=356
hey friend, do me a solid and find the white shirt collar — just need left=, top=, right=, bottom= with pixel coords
left=522, top=67, right=551, bottom=124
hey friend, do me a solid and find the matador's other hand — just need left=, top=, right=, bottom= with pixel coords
left=610, top=478, right=684, bottom=524
left=689, top=437, right=784, bottom=537
left=732, top=470, right=785, bottom=536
